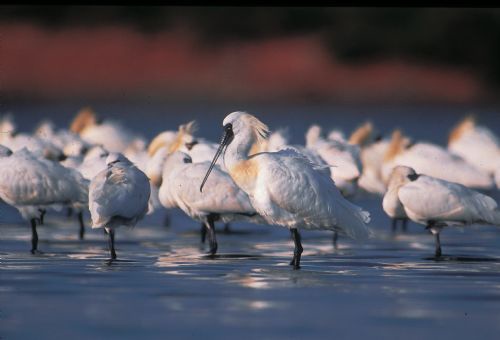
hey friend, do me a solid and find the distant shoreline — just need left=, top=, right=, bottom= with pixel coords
left=2, top=24, right=491, bottom=104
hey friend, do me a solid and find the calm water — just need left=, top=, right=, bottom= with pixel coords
left=1, top=102, right=500, bottom=339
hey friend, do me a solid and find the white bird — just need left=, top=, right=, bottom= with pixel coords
left=382, top=130, right=494, bottom=190
left=77, top=145, right=110, bottom=181
left=200, top=111, right=371, bottom=269
left=35, top=119, right=90, bottom=159
left=168, top=121, right=225, bottom=168
left=305, top=124, right=363, bottom=198
left=89, top=152, right=150, bottom=261
left=0, top=114, right=65, bottom=161
left=70, top=107, right=146, bottom=153
left=159, top=151, right=264, bottom=255
left=0, top=147, right=89, bottom=253
left=448, top=115, right=500, bottom=176
left=348, top=122, right=390, bottom=197
left=383, top=165, right=500, bottom=257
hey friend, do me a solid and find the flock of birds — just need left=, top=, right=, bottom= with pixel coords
left=1, top=108, right=500, bottom=269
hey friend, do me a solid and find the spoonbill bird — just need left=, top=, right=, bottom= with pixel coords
left=383, top=165, right=500, bottom=257
left=70, top=106, right=146, bottom=153
left=89, top=153, right=150, bottom=261
left=448, top=115, right=500, bottom=176
left=0, top=147, right=89, bottom=253
left=159, top=151, right=264, bottom=255
left=382, top=130, right=494, bottom=190
left=200, top=111, right=371, bottom=269
left=305, top=124, right=363, bottom=198
left=348, top=122, right=390, bottom=197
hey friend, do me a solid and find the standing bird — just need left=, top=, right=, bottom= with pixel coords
left=200, top=111, right=371, bottom=269
left=89, top=153, right=150, bottom=261
left=0, top=147, right=89, bottom=253
left=383, top=165, right=500, bottom=258
left=159, top=151, right=264, bottom=255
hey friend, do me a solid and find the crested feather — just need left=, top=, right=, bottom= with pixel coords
left=348, top=121, right=373, bottom=145
left=448, top=115, right=475, bottom=145
left=70, top=106, right=97, bottom=134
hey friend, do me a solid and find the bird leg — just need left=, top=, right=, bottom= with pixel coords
left=38, top=209, right=46, bottom=225
left=332, top=231, right=338, bottom=250
left=30, top=218, right=39, bottom=254
left=402, top=218, right=408, bottom=232
left=391, top=218, right=398, bottom=233
left=434, top=232, right=442, bottom=258
left=289, top=228, right=303, bottom=270
left=107, top=228, right=117, bottom=261
left=163, top=213, right=170, bottom=228
left=66, top=207, right=73, bottom=218
left=205, top=215, right=218, bottom=256
left=200, top=223, right=207, bottom=244
left=78, top=211, right=85, bottom=240
left=223, top=223, right=231, bottom=233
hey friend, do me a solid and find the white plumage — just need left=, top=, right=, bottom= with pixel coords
left=159, top=151, right=263, bottom=255
left=70, top=107, right=146, bottom=153
left=0, top=115, right=64, bottom=161
left=382, top=130, right=494, bottom=190
left=89, top=152, right=150, bottom=260
left=305, top=124, right=363, bottom=197
left=383, top=165, right=500, bottom=257
left=348, top=122, right=389, bottom=196
left=200, top=112, right=371, bottom=269
left=448, top=116, right=500, bottom=175
left=0, top=147, right=89, bottom=252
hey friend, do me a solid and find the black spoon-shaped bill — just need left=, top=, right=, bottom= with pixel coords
left=200, top=124, right=233, bottom=192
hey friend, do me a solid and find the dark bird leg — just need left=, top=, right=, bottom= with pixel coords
left=332, top=231, right=338, bottom=250
left=66, top=207, right=73, bottom=218
left=223, top=223, right=231, bottom=233
left=402, top=218, right=408, bottom=232
left=434, top=232, right=442, bottom=258
left=391, top=218, right=398, bottom=233
left=30, top=218, right=39, bottom=254
left=163, top=213, right=170, bottom=228
left=205, top=214, right=218, bottom=256
left=107, top=228, right=117, bottom=261
left=289, top=228, right=303, bottom=270
left=78, top=211, right=85, bottom=240
left=38, top=209, right=46, bottom=225
left=200, top=223, right=207, bottom=244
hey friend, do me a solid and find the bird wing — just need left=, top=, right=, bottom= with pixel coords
left=259, top=151, right=371, bottom=239
left=89, top=165, right=150, bottom=227
left=398, top=175, right=500, bottom=225
left=175, top=163, right=254, bottom=215
left=0, top=150, right=87, bottom=206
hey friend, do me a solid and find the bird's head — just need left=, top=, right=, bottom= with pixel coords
left=200, top=111, right=268, bottom=192
left=387, top=165, right=419, bottom=190
left=106, top=152, right=129, bottom=166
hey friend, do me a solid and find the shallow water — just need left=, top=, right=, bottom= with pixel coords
left=1, top=103, right=500, bottom=339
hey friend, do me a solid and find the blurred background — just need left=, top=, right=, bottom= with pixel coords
left=3, top=6, right=500, bottom=105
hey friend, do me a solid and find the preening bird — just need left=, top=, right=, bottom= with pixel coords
left=383, top=165, right=500, bottom=257
left=159, top=151, right=264, bottom=255
left=0, top=147, right=89, bottom=253
left=89, top=153, right=150, bottom=261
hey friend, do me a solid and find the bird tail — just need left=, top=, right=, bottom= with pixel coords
left=335, top=197, right=372, bottom=240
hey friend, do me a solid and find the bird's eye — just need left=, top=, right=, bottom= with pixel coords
left=224, top=123, right=232, bottom=132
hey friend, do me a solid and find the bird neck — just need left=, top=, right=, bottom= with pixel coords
left=223, top=128, right=255, bottom=169
left=224, top=129, right=259, bottom=194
